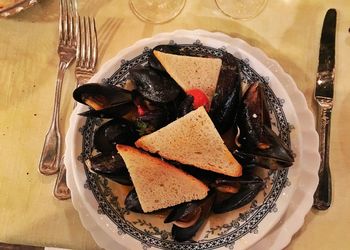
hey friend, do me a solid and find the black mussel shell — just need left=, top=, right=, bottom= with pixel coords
left=78, top=102, right=135, bottom=119
left=164, top=202, right=200, bottom=223
left=238, top=82, right=271, bottom=147
left=129, top=65, right=183, bottom=103
left=177, top=95, right=194, bottom=118
left=88, top=153, right=132, bottom=186
left=149, top=45, right=182, bottom=71
left=94, top=119, right=139, bottom=155
left=214, top=174, right=265, bottom=186
left=237, top=126, right=294, bottom=168
left=233, top=148, right=293, bottom=170
left=125, top=189, right=144, bottom=213
left=213, top=175, right=264, bottom=214
left=73, top=83, right=132, bottom=109
left=210, top=51, right=241, bottom=134
left=236, top=82, right=294, bottom=167
left=172, top=191, right=215, bottom=242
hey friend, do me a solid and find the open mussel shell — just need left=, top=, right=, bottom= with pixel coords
left=73, top=83, right=134, bottom=118
left=209, top=51, right=242, bottom=134
left=125, top=188, right=144, bottom=213
left=78, top=102, right=135, bottom=119
left=87, top=153, right=132, bottom=186
left=171, top=191, right=215, bottom=242
left=213, top=175, right=264, bottom=214
left=73, top=83, right=132, bottom=107
left=233, top=149, right=293, bottom=170
left=236, top=82, right=294, bottom=168
left=164, top=202, right=201, bottom=224
left=236, top=126, right=294, bottom=169
left=93, top=118, right=139, bottom=155
left=237, top=82, right=271, bottom=146
left=129, top=65, right=183, bottom=103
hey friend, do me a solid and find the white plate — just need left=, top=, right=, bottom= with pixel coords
left=65, top=30, right=320, bottom=250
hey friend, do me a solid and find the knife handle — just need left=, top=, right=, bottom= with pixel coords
left=313, top=100, right=332, bottom=210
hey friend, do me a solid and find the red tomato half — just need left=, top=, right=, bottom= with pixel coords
left=186, top=89, right=210, bottom=111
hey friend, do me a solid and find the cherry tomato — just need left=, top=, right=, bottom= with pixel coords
left=186, top=88, right=210, bottom=111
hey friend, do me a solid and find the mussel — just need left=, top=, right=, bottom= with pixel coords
left=73, top=83, right=134, bottom=118
left=213, top=175, right=264, bottom=213
left=129, top=65, right=183, bottom=103
left=177, top=95, right=194, bottom=118
left=235, top=82, right=294, bottom=169
left=209, top=52, right=242, bottom=134
left=87, top=153, right=132, bottom=186
left=93, top=118, right=139, bottom=155
left=149, top=45, right=182, bottom=71
left=168, top=191, right=215, bottom=242
left=125, top=188, right=144, bottom=213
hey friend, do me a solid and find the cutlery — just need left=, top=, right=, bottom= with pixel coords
left=313, top=8, right=337, bottom=210
left=38, top=0, right=77, bottom=175
left=53, top=16, right=98, bottom=200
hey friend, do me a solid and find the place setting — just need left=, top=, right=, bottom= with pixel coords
left=0, top=0, right=344, bottom=249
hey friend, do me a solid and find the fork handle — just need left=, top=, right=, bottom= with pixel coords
left=38, top=61, right=68, bottom=175
left=53, top=155, right=71, bottom=199
left=313, top=100, right=332, bottom=210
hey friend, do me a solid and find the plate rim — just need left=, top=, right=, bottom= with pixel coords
left=0, top=0, right=37, bottom=17
left=65, top=29, right=320, bottom=250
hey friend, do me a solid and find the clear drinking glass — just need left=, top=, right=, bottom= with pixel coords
left=129, top=0, right=186, bottom=24
left=215, top=0, right=267, bottom=20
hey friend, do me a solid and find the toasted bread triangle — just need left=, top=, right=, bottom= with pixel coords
left=117, top=145, right=209, bottom=213
left=135, top=107, right=242, bottom=177
left=153, top=50, right=222, bottom=103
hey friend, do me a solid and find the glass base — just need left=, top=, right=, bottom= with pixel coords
left=129, top=0, right=186, bottom=24
left=215, top=0, right=267, bottom=20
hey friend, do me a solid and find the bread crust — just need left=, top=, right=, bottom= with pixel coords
left=117, top=145, right=209, bottom=213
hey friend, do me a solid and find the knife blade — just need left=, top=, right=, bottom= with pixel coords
left=313, top=8, right=336, bottom=210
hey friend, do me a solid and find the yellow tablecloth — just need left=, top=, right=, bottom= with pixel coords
left=1, top=0, right=349, bottom=249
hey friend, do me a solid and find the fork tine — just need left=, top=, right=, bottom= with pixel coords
left=59, top=0, right=64, bottom=41
left=60, top=0, right=68, bottom=43
left=76, top=15, right=82, bottom=65
left=68, top=0, right=77, bottom=45
left=91, top=17, right=98, bottom=69
left=86, top=17, right=92, bottom=68
left=81, top=16, right=87, bottom=67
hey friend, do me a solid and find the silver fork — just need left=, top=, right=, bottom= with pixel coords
left=53, top=16, right=98, bottom=200
left=39, top=0, right=77, bottom=175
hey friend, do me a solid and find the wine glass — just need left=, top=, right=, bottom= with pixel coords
left=215, top=0, right=267, bottom=20
left=129, top=0, right=186, bottom=24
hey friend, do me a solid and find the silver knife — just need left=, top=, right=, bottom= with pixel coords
left=313, top=8, right=336, bottom=210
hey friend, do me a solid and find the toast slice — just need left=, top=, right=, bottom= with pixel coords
left=153, top=50, right=222, bottom=103
left=135, top=107, right=242, bottom=177
left=117, top=145, right=209, bottom=213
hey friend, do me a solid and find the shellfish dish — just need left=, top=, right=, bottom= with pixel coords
left=73, top=44, right=295, bottom=242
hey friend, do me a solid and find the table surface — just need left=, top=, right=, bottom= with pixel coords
left=1, top=0, right=350, bottom=249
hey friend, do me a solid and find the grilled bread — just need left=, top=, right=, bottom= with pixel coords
left=153, top=50, right=222, bottom=103
left=135, top=107, right=242, bottom=177
left=117, top=145, right=209, bottom=213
